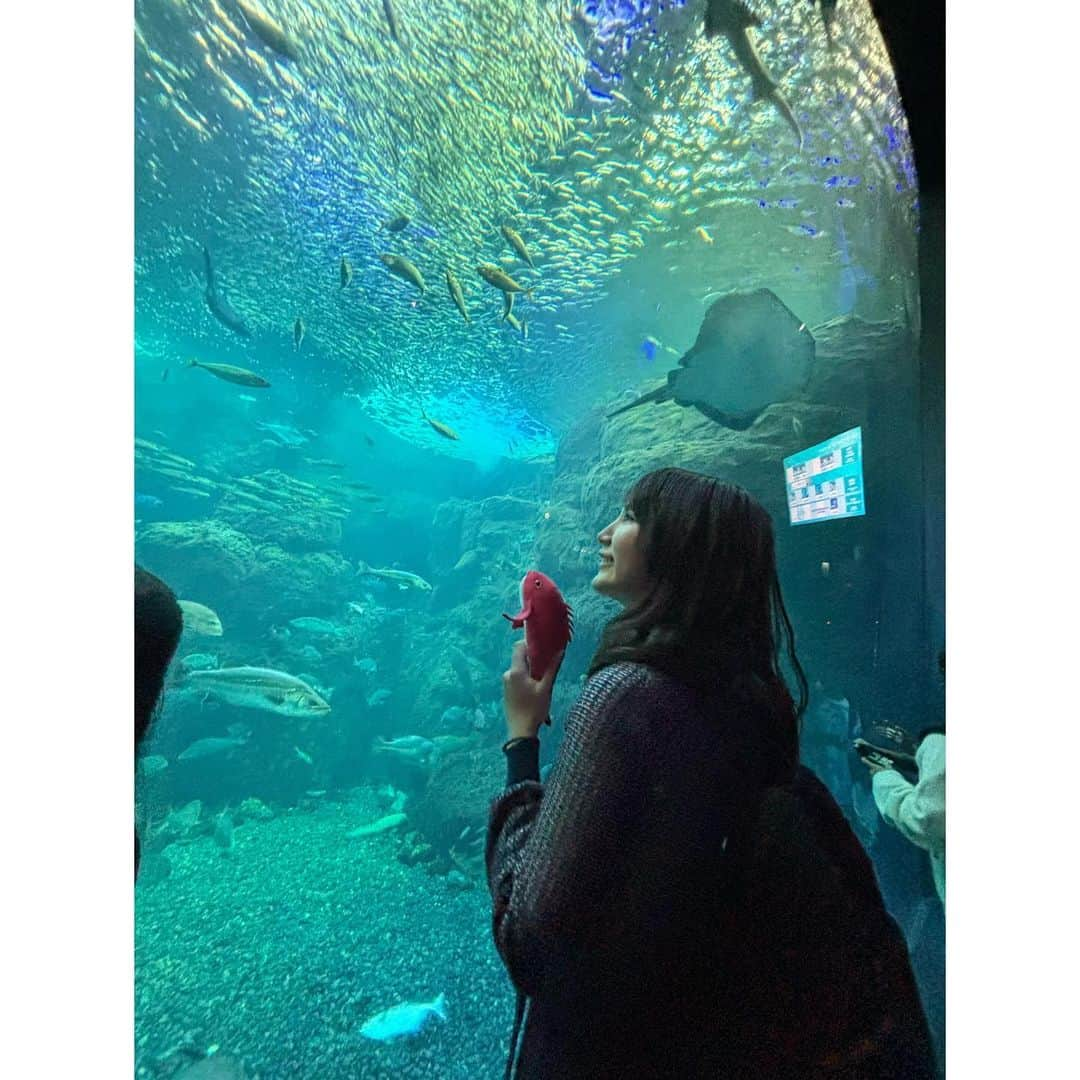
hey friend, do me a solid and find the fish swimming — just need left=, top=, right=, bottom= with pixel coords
left=380, top=253, right=426, bottom=293
left=360, top=993, right=447, bottom=1041
left=381, top=0, right=404, bottom=47
left=180, top=652, right=219, bottom=672
left=135, top=493, right=163, bottom=509
left=420, top=406, right=460, bottom=441
left=340, top=255, right=353, bottom=289
left=383, top=214, right=411, bottom=232
left=186, top=359, right=269, bottom=388
left=256, top=421, right=307, bottom=446
left=703, top=1, right=803, bottom=151
left=446, top=269, right=471, bottom=323
left=288, top=616, right=342, bottom=636
left=503, top=570, right=574, bottom=694
left=178, top=730, right=249, bottom=761
left=477, top=263, right=532, bottom=299
left=606, top=288, right=814, bottom=430
left=179, top=600, right=224, bottom=637
left=367, top=689, right=394, bottom=708
left=348, top=811, right=409, bottom=838
left=372, top=735, right=435, bottom=758
left=294, top=746, right=314, bottom=765
left=185, top=667, right=331, bottom=717
left=293, top=317, right=305, bottom=351
left=503, top=311, right=527, bottom=337
left=500, top=224, right=535, bottom=267
left=202, top=248, right=252, bottom=338
left=234, top=0, right=301, bottom=61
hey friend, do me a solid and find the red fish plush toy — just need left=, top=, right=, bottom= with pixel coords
left=502, top=571, right=573, bottom=720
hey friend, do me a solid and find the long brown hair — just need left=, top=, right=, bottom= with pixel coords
left=588, top=469, right=807, bottom=763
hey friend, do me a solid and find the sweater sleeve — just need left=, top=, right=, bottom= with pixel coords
left=485, top=664, right=651, bottom=997
left=871, top=733, right=945, bottom=856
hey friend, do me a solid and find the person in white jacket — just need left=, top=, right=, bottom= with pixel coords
left=868, top=730, right=945, bottom=904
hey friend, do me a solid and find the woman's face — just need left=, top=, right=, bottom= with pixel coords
left=592, top=505, right=650, bottom=605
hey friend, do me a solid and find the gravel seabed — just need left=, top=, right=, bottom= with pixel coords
left=135, top=797, right=516, bottom=1079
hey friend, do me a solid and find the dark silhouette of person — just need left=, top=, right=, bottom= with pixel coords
left=489, top=469, right=936, bottom=1079
left=135, top=565, right=183, bottom=880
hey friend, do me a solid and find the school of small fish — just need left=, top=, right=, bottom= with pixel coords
left=134, top=0, right=915, bottom=439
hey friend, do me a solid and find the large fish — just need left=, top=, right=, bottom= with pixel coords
left=420, top=406, right=460, bottom=441
left=360, top=993, right=447, bottom=1041
left=381, top=0, right=405, bottom=48
left=202, top=248, right=252, bottom=338
left=703, top=1, right=803, bottom=150
left=371, top=735, right=435, bottom=762
left=503, top=570, right=573, bottom=696
left=178, top=729, right=249, bottom=761
left=288, top=616, right=342, bottom=636
left=185, top=667, right=331, bottom=717
left=477, top=263, right=532, bottom=299
left=445, top=269, right=471, bottom=323
left=179, top=600, right=224, bottom=637
left=186, top=359, right=270, bottom=389
left=380, top=253, right=426, bottom=293
left=500, top=224, right=535, bottom=267
left=503, top=311, right=527, bottom=338
left=606, top=288, right=814, bottom=430
left=234, top=0, right=301, bottom=62
left=356, top=560, right=433, bottom=591
left=293, top=317, right=305, bottom=351
left=340, top=255, right=353, bottom=289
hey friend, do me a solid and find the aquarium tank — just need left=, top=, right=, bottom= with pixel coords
left=135, top=1, right=944, bottom=1077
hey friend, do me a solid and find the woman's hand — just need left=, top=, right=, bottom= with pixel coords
left=502, top=641, right=565, bottom=740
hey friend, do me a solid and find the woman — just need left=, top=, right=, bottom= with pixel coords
left=487, top=468, right=936, bottom=1079
left=135, top=565, right=183, bottom=880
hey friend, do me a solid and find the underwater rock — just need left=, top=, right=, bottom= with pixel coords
left=408, top=747, right=504, bottom=851
left=235, top=797, right=273, bottom=824
left=136, top=850, right=172, bottom=887
left=446, top=869, right=474, bottom=892
left=136, top=521, right=257, bottom=598
left=396, top=835, right=436, bottom=866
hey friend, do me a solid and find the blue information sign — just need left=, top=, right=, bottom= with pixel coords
left=783, top=426, right=866, bottom=526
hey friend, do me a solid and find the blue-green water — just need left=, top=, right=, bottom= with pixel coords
left=135, top=2, right=939, bottom=1077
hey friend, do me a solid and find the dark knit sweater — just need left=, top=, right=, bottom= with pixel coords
left=486, top=661, right=937, bottom=1079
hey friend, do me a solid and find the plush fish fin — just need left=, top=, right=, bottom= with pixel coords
left=502, top=608, right=528, bottom=628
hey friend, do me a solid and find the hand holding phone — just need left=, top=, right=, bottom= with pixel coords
left=853, top=738, right=897, bottom=773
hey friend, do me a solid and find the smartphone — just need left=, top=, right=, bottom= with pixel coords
left=853, top=739, right=897, bottom=770
left=853, top=739, right=919, bottom=781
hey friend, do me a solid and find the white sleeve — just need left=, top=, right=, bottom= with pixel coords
left=871, top=734, right=945, bottom=855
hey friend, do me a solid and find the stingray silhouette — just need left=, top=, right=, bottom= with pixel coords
left=607, top=288, right=814, bottom=431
